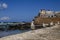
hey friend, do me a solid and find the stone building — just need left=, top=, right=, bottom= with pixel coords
left=38, top=9, right=55, bottom=18
left=34, top=9, right=60, bottom=25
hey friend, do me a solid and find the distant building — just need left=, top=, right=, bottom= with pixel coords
left=34, top=9, right=60, bottom=25
left=55, top=11, right=60, bottom=17
left=39, top=9, right=55, bottom=18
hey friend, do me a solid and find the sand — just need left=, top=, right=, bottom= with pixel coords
left=0, top=24, right=60, bottom=40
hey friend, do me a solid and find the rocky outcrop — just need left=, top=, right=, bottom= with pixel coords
left=34, top=17, right=60, bottom=25
left=34, top=9, right=60, bottom=25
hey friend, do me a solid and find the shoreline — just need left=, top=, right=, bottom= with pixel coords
left=0, top=24, right=60, bottom=40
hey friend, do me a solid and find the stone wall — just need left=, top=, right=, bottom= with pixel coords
left=34, top=17, right=60, bottom=25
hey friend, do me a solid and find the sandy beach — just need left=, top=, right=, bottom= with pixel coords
left=0, top=24, right=60, bottom=40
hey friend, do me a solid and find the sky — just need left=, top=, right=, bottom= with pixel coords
left=0, top=0, right=60, bottom=22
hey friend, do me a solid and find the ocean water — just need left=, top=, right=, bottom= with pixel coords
left=0, top=29, right=30, bottom=38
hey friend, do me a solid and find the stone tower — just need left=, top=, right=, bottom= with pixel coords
left=39, top=9, right=46, bottom=17
left=40, top=9, right=46, bottom=15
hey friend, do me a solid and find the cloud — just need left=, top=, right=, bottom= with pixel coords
left=2, top=3, right=7, bottom=8
left=0, top=16, right=10, bottom=20
left=0, top=3, right=7, bottom=9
